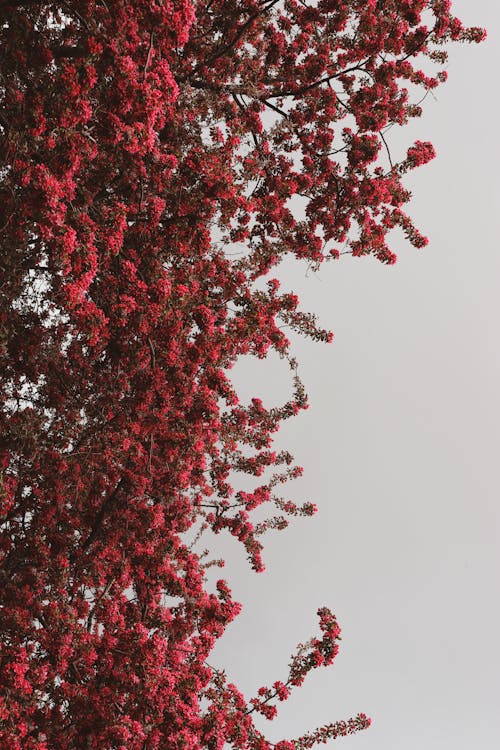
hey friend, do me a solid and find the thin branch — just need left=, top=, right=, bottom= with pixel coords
left=74, top=478, right=125, bottom=560
left=379, top=130, right=393, bottom=170
left=146, top=336, right=155, bottom=369
left=261, top=98, right=289, bottom=119
left=196, top=0, right=281, bottom=69
left=86, top=577, right=116, bottom=630
left=263, top=60, right=372, bottom=99
left=143, top=31, right=155, bottom=81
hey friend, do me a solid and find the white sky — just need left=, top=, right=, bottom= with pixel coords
left=203, top=2, right=500, bottom=749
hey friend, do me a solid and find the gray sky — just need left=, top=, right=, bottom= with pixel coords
left=203, top=2, right=500, bottom=748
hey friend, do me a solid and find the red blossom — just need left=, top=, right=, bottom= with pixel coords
left=0, top=1, right=484, bottom=748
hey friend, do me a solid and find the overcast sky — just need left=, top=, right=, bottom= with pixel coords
left=202, top=2, right=500, bottom=749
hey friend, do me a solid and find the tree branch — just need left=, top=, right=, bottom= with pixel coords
left=73, top=478, right=125, bottom=561
left=263, top=60, right=372, bottom=99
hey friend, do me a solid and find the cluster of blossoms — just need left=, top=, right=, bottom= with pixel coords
left=0, top=1, right=483, bottom=748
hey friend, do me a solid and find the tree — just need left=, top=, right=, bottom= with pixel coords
left=0, top=2, right=484, bottom=748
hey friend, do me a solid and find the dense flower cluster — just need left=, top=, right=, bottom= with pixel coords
left=0, top=1, right=483, bottom=748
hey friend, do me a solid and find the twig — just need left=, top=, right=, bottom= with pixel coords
left=146, top=336, right=155, bottom=368
left=148, top=434, right=154, bottom=475
left=379, top=129, right=394, bottom=170
left=143, top=31, right=154, bottom=81
left=86, top=577, right=116, bottom=630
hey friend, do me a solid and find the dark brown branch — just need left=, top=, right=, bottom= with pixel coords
left=198, top=0, right=281, bottom=68
left=261, top=98, right=289, bottom=119
left=263, top=60, right=372, bottom=99
left=379, top=130, right=394, bottom=170
left=74, top=478, right=125, bottom=560
left=51, top=45, right=87, bottom=60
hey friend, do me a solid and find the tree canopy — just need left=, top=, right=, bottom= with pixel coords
left=0, top=2, right=484, bottom=748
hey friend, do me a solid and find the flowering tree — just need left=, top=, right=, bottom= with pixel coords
left=0, top=1, right=484, bottom=748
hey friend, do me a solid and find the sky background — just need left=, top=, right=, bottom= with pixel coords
left=201, top=2, right=500, bottom=749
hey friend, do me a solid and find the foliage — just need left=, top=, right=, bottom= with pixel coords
left=0, top=1, right=483, bottom=748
